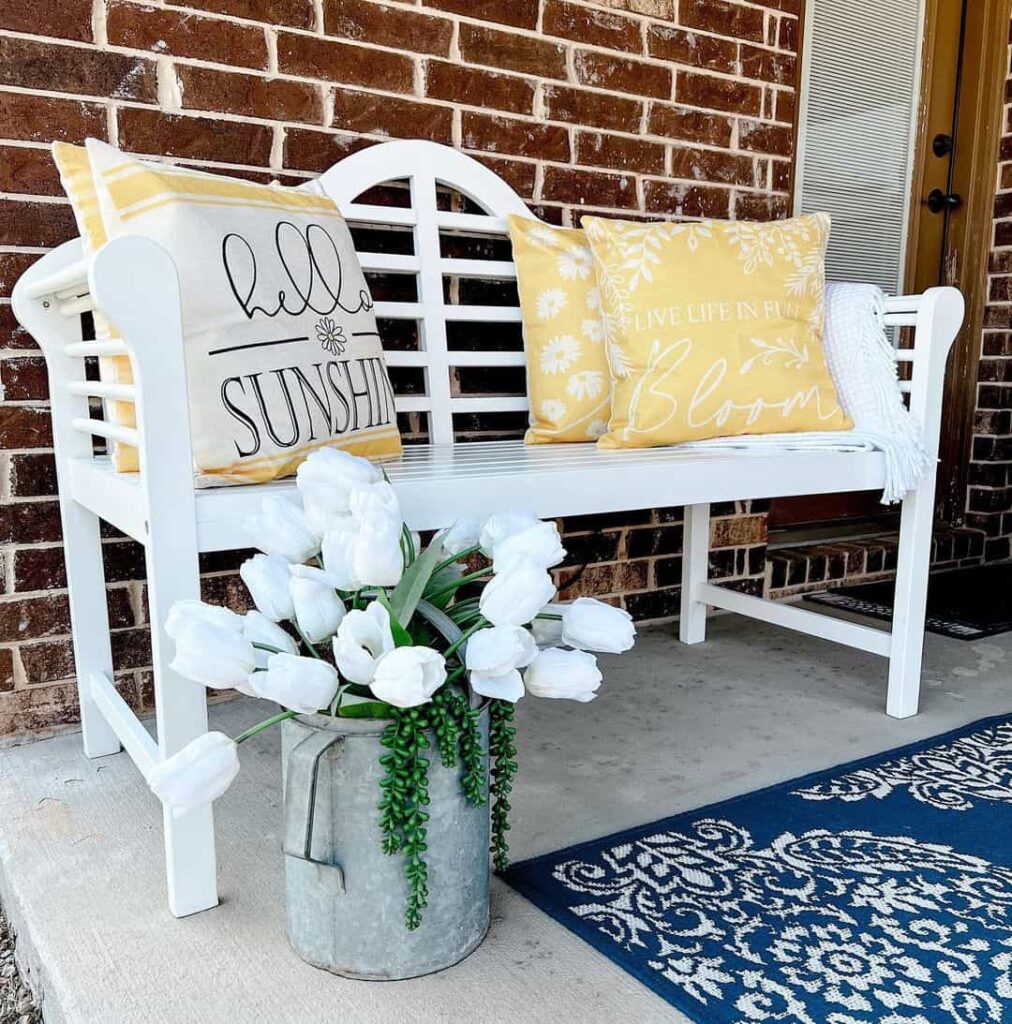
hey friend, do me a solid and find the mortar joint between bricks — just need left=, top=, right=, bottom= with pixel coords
left=533, top=81, right=546, bottom=120
left=448, top=18, right=461, bottom=62
left=126, top=581, right=145, bottom=627
left=320, top=84, right=334, bottom=127
left=155, top=57, right=181, bottom=110
left=264, top=25, right=278, bottom=76
left=269, top=125, right=284, bottom=171
left=11, top=647, right=27, bottom=688
left=92, top=0, right=108, bottom=47
left=451, top=107, right=461, bottom=149
left=564, top=44, right=576, bottom=85
left=107, top=104, right=119, bottom=147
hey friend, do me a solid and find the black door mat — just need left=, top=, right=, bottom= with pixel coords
left=804, top=561, right=1012, bottom=640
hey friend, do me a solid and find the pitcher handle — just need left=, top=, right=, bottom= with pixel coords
left=283, top=727, right=345, bottom=891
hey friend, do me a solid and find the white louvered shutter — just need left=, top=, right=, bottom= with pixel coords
left=794, top=0, right=925, bottom=293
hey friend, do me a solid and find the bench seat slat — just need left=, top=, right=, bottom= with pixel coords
left=67, top=444, right=887, bottom=549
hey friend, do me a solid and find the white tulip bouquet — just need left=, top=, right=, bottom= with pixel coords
left=150, top=448, right=636, bottom=929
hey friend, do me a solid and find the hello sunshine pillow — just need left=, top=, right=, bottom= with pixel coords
left=582, top=213, right=851, bottom=448
left=508, top=216, right=611, bottom=443
left=52, top=139, right=401, bottom=486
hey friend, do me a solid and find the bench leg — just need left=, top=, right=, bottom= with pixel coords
left=679, top=503, right=710, bottom=644
left=886, top=480, right=934, bottom=719
left=63, top=499, right=122, bottom=758
left=144, top=538, right=219, bottom=917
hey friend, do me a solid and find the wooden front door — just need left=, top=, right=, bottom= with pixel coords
left=771, top=0, right=1008, bottom=532
left=910, top=0, right=1010, bottom=524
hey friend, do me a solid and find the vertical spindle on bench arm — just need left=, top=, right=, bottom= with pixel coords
left=90, top=236, right=219, bottom=916
left=886, top=286, right=965, bottom=719
left=12, top=243, right=123, bottom=760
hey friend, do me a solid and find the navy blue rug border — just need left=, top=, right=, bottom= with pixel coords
left=501, top=710, right=1012, bottom=1023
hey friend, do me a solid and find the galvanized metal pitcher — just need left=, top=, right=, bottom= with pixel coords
left=281, top=709, right=491, bottom=980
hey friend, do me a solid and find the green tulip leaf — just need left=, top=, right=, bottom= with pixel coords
left=375, top=589, right=414, bottom=648
left=337, top=700, right=393, bottom=719
left=389, top=533, right=446, bottom=629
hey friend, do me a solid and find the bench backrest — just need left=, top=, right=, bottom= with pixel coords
left=315, top=141, right=536, bottom=446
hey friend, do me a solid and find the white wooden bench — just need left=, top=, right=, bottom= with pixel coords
left=12, top=140, right=963, bottom=918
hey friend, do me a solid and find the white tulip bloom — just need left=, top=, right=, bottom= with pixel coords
left=470, top=669, right=525, bottom=703
left=246, top=653, right=339, bottom=713
left=332, top=602, right=395, bottom=685
left=491, top=520, right=566, bottom=573
left=524, top=647, right=602, bottom=702
left=239, top=553, right=295, bottom=622
left=290, top=573, right=346, bottom=643
left=322, top=516, right=404, bottom=590
left=321, top=520, right=364, bottom=590
left=349, top=480, right=402, bottom=524
left=465, top=625, right=537, bottom=677
left=561, top=597, right=636, bottom=654
left=296, top=448, right=382, bottom=535
left=170, top=617, right=256, bottom=689
left=357, top=518, right=405, bottom=587
left=443, top=518, right=481, bottom=556
left=166, top=599, right=243, bottom=639
left=479, top=511, right=538, bottom=557
left=149, top=731, right=239, bottom=819
left=479, top=557, right=557, bottom=627
left=244, top=495, right=320, bottom=564
left=290, top=562, right=345, bottom=588
left=370, top=647, right=446, bottom=708
left=242, top=610, right=298, bottom=669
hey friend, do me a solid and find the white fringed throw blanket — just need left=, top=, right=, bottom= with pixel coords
left=676, top=283, right=929, bottom=504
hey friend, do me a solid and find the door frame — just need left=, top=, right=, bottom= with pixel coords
left=904, top=0, right=1011, bottom=524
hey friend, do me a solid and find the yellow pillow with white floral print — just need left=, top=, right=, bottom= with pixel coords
left=582, top=213, right=851, bottom=448
left=508, top=216, right=610, bottom=444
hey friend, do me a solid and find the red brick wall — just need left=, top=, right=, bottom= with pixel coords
left=0, top=0, right=798, bottom=734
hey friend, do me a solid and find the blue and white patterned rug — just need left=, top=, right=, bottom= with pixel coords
left=504, top=714, right=1012, bottom=1023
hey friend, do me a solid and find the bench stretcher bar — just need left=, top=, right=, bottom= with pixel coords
left=696, top=583, right=893, bottom=657
left=89, top=671, right=159, bottom=779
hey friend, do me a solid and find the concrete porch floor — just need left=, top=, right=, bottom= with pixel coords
left=2, top=613, right=1011, bottom=1024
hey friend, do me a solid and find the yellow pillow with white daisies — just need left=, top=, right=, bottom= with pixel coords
left=582, top=213, right=851, bottom=448
left=508, top=216, right=611, bottom=443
